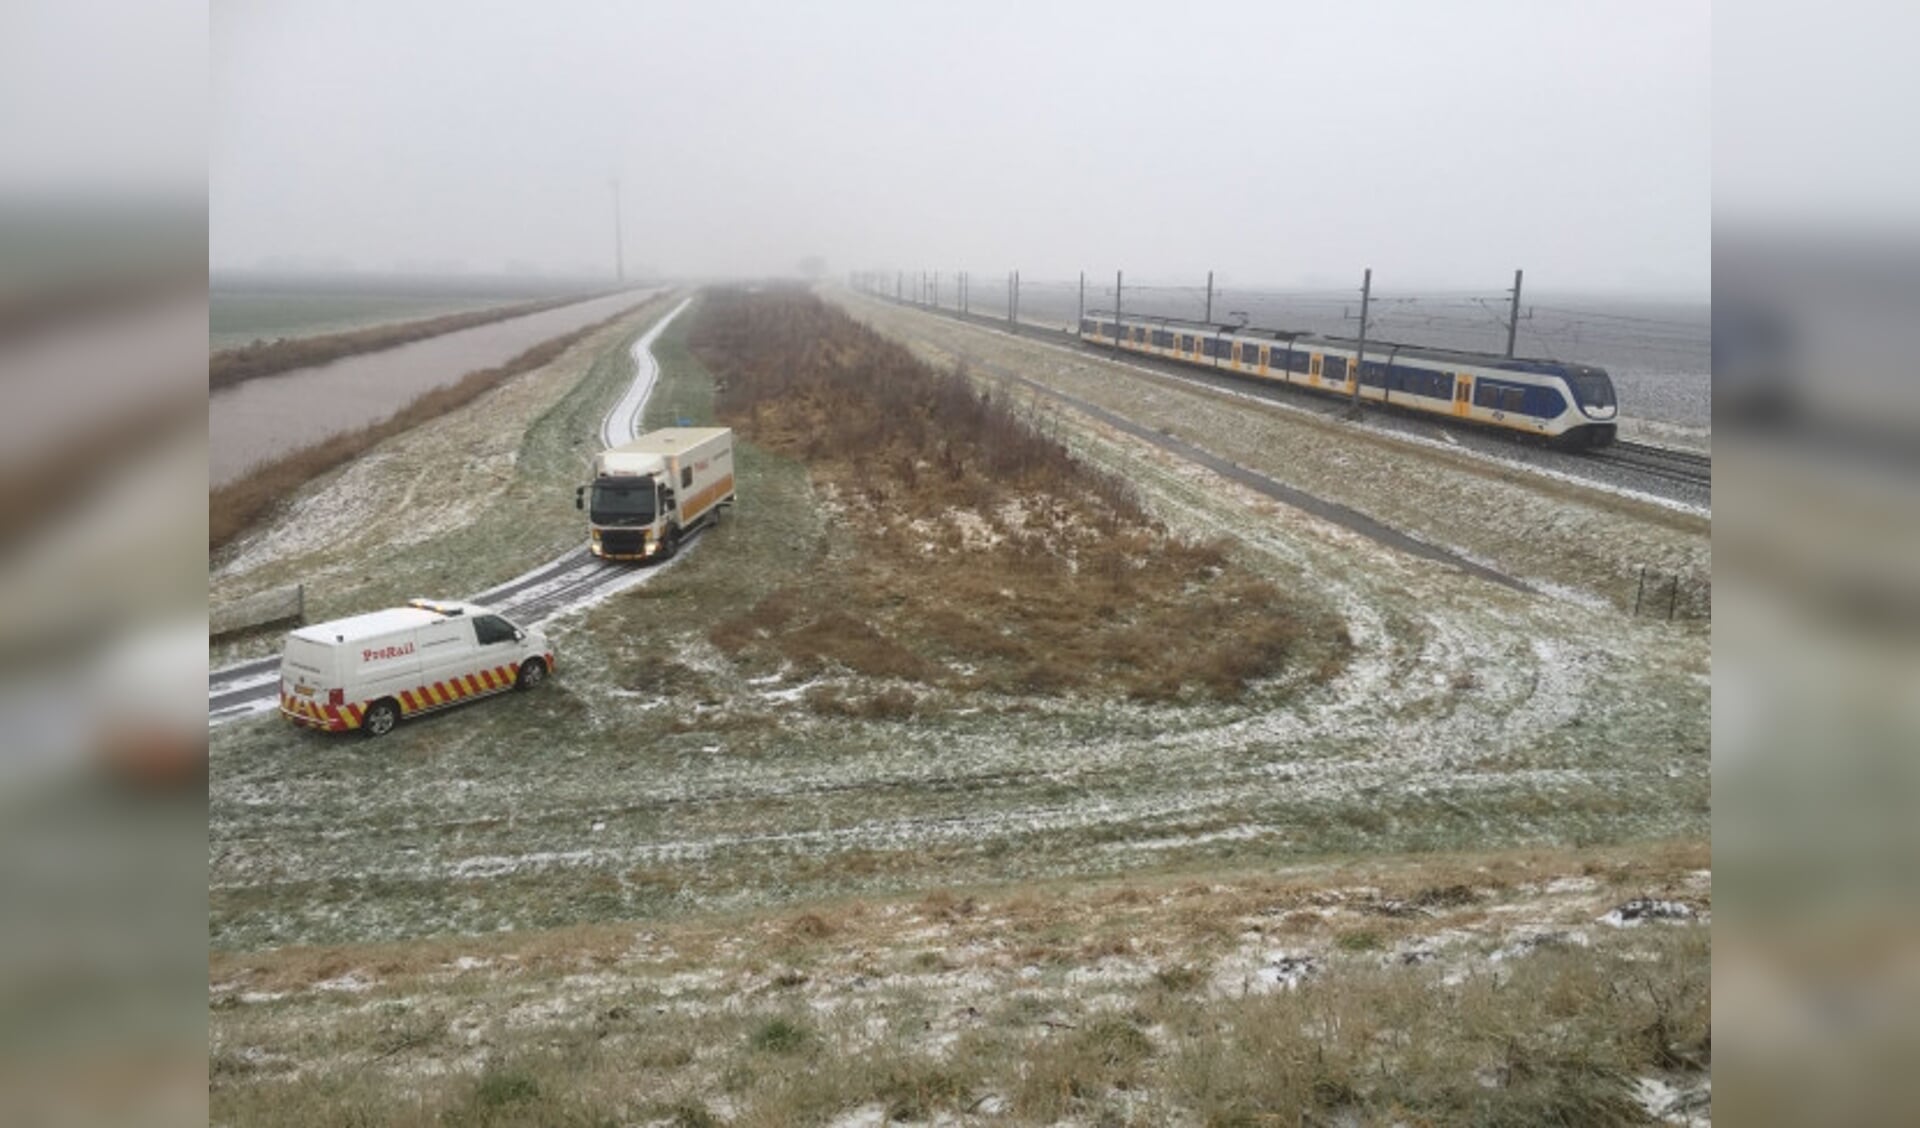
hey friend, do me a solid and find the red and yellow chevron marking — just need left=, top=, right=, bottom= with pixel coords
left=278, top=691, right=366, bottom=732
left=281, top=656, right=556, bottom=733
left=395, top=663, right=523, bottom=715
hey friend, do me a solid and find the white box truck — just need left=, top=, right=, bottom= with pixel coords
left=279, top=599, right=555, bottom=737
left=577, top=426, right=736, bottom=561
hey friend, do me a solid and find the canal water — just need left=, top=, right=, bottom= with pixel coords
left=209, top=289, right=658, bottom=486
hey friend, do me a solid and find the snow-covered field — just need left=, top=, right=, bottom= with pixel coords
left=210, top=292, right=1708, bottom=952
left=211, top=844, right=1710, bottom=1125
left=209, top=288, right=1710, bottom=1123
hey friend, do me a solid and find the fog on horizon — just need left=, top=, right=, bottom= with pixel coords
left=212, top=1, right=1709, bottom=296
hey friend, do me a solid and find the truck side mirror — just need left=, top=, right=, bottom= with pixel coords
left=574, top=485, right=585, bottom=510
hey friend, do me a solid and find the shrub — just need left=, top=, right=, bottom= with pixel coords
left=750, top=1016, right=811, bottom=1054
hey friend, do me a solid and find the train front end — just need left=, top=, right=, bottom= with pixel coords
left=1561, top=365, right=1619, bottom=447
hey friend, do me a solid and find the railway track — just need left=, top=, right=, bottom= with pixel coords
left=864, top=294, right=1713, bottom=497
left=1587, top=440, right=1713, bottom=487
left=208, top=297, right=694, bottom=727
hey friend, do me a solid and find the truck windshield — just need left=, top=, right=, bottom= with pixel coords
left=1566, top=370, right=1616, bottom=409
left=590, top=481, right=655, bottom=524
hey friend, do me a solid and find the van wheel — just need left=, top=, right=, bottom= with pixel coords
left=516, top=658, right=548, bottom=690
left=362, top=699, right=400, bottom=738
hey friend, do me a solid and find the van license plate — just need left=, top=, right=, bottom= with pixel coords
left=295, top=685, right=314, bottom=697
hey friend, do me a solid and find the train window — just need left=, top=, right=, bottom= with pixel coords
left=1524, top=387, right=1567, bottom=417
left=1133, top=327, right=1146, bottom=344
left=1394, top=367, right=1451, bottom=398
left=1152, top=329, right=1175, bottom=348
left=1181, top=335, right=1195, bottom=352
left=1080, top=319, right=1097, bottom=336
left=1290, top=350, right=1311, bottom=374
left=1324, top=356, right=1346, bottom=382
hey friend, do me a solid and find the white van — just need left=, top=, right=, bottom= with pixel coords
left=279, top=599, right=555, bottom=737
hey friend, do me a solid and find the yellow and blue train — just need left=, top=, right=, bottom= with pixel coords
left=1078, top=313, right=1619, bottom=447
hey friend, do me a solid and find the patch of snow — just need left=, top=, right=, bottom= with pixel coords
left=1491, top=926, right=1590, bottom=962
left=1635, top=1075, right=1711, bottom=1125
left=827, top=1104, right=890, bottom=1128
left=1599, top=899, right=1699, bottom=928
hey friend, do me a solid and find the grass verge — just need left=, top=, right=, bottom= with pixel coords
left=210, top=841, right=1710, bottom=1126
left=687, top=286, right=1343, bottom=702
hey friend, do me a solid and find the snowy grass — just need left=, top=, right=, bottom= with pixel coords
left=210, top=843, right=1710, bottom=1126
left=209, top=287, right=1711, bottom=1125
left=212, top=294, right=1708, bottom=953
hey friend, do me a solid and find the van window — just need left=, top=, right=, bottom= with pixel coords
left=681, top=466, right=693, bottom=489
left=473, top=615, right=518, bottom=646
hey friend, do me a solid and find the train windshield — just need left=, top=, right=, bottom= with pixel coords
left=1566, top=371, right=1616, bottom=409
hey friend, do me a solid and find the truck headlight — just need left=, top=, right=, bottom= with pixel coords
left=591, top=529, right=601, bottom=542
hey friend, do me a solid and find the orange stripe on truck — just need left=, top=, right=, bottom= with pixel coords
left=679, top=473, right=735, bottom=525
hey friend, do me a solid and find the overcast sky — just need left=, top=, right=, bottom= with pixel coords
left=211, top=1, right=1709, bottom=294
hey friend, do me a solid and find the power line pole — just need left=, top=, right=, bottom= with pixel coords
left=1114, top=270, right=1123, bottom=351
left=1204, top=270, right=1214, bottom=323
left=1077, top=271, right=1085, bottom=328
left=611, top=177, right=625, bottom=283
left=934, top=271, right=940, bottom=309
left=1007, top=272, right=1014, bottom=326
left=1505, top=268, right=1524, bottom=357
left=1350, top=267, right=1372, bottom=412
left=1012, top=270, right=1020, bottom=329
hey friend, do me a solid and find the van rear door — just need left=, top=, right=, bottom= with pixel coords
left=281, top=636, right=336, bottom=700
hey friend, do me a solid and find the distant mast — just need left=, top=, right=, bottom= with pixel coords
left=611, top=176, right=625, bottom=284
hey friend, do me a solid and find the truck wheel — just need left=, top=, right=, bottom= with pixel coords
left=516, top=658, right=548, bottom=690
left=657, top=527, right=679, bottom=561
left=362, top=699, right=400, bottom=738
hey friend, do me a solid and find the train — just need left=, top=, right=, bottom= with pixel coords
left=1077, top=312, right=1619, bottom=448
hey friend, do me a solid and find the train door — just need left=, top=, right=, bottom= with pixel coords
left=1453, top=374, right=1470, bottom=417
left=1309, top=354, right=1322, bottom=387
